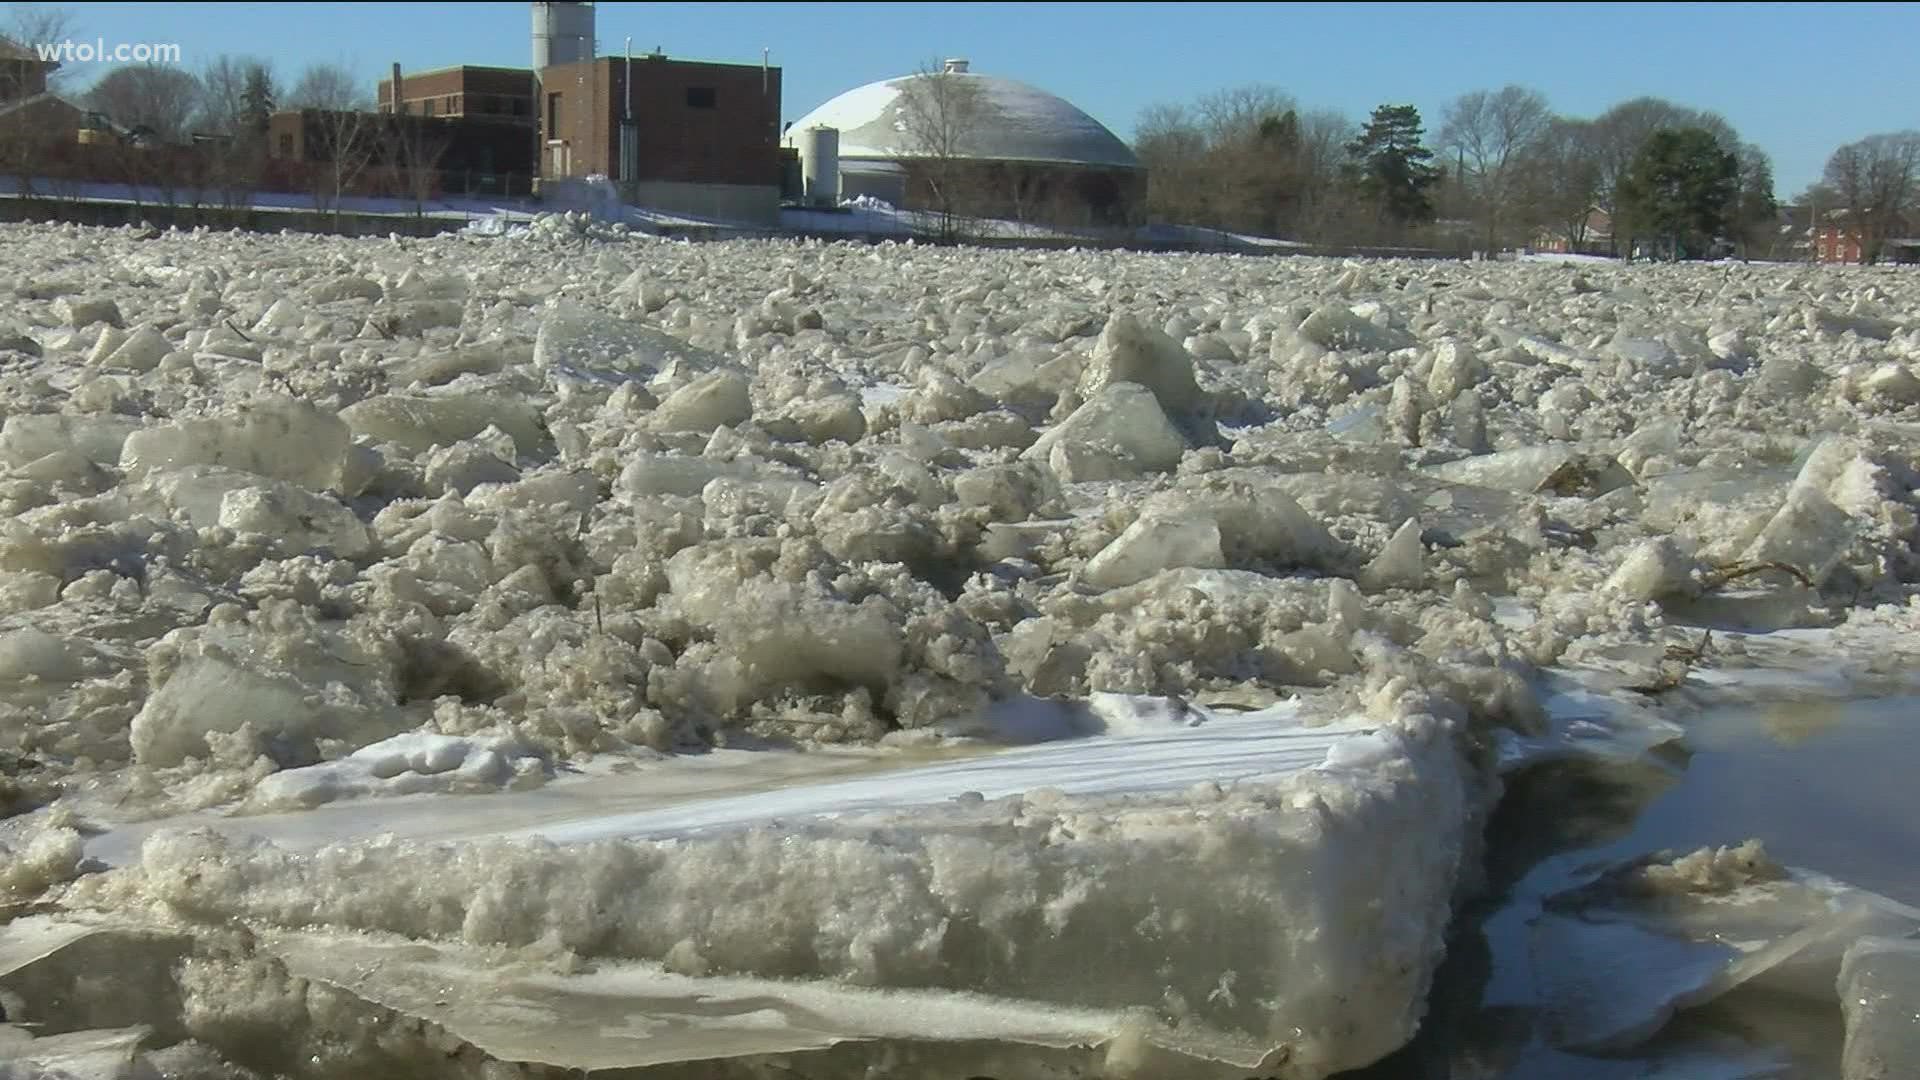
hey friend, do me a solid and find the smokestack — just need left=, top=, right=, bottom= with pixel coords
left=390, top=62, right=403, bottom=113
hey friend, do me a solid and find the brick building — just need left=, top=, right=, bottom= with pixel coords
left=537, top=54, right=783, bottom=223
left=267, top=108, right=538, bottom=199
left=1811, top=209, right=1916, bottom=265
left=0, top=36, right=54, bottom=102
left=377, top=65, right=536, bottom=123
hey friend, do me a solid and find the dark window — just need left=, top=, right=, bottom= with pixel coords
left=512, top=97, right=529, bottom=117
left=423, top=98, right=435, bottom=117
left=685, top=87, right=716, bottom=109
left=547, top=92, right=561, bottom=133
left=278, top=133, right=292, bottom=156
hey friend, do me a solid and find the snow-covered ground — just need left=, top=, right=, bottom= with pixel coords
left=0, top=217, right=1916, bottom=1077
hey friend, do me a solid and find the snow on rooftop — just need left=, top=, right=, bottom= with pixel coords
left=788, top=71, right=1140, bottom=170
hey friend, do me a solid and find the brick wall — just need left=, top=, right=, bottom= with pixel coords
left=537, top=56, right=781, bottom=188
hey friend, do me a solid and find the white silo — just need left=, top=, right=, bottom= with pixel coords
left=800, top=126, right=840, bottom=208
left=532, top=2, right=595, bottom=69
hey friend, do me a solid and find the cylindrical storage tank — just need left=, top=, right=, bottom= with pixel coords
left=532, top=2, right=595, bottom=69
left=800, top=125, right=839, bottom=208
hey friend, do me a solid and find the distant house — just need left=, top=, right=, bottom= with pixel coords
left=1533, top=208, right=1613, bottom=255
left=1811, top=208, right=1914, bottom=265
left=0, top=35, right=56, bottom=104
left=0, top=91, right=85, bottom=143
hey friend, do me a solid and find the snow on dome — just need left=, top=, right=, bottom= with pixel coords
left=789, top=70, right=1140, bottom=171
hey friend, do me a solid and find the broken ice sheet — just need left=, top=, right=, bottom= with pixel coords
left=1529, top=844, right=1920, bottom=1053
left=1839, top=936, right=1920, bottom=1080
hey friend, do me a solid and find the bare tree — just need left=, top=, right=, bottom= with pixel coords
left=309, top=107, right=375, bottom=226
left=197, top=54, right=276, bottom=134
left=1132, top=85, right=1349, bottom=241
left=1194, top=84, right=1296, bottom=145
left=1514, top=117, right=1603, bottom=251
left=385, top=114, right=451, bottom=216
left=1134, top=102, right=1212, bottom=226
left=4, top=4, right=76, bottom=91
left=194, top=55, right=276, bottom=214
left=83, top=63, right=202, bottom=143
left=287, top=61, right=368, bottom=111
left=1821, top=132, right=1920, bottom=263
left=1439, top=85, right=1552, bottom=251
left=892, top=58, right=988, bottom=240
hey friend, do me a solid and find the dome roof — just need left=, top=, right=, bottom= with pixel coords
left=788, top=71, right=1139, bottom=171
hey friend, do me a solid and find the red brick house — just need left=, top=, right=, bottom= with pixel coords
left=1811, top=208, right=1917, bottom=265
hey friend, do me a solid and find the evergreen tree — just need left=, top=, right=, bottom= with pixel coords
left=1616, top=127, right=1738, bottom=260
left=240, top=64, right=276, bottom=136
left=1345, top=104, right=1442, bottom=227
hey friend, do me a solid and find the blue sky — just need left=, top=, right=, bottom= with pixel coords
left=36, top=2, right=1919, bottom=197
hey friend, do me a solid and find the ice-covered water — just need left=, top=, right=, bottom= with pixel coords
left=1367, top=693, right=1920, bottom=1079
left=1, top=218, right=1919, bottom=1077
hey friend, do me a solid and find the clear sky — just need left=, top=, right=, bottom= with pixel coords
left=34, top=1, right=1920, bottom=197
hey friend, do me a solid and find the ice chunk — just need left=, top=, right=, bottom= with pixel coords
left=120, top=398, right=350, bottom=491
left=129, top=615, right=401, bottom=767
left=1297, top=303, right=1411, bottom=352
left=761, top=394, right=867, bottom=444
left=217, top=484, right=372, bottom=557
left=1755, top=354, right=1825, bottom=396
left=1021, top=383, right=1187, bottom=481
left=307, top=274, right=382, bottom=302
left=1360, top=518, right=1425, bottom=591
left=1078, top=313, right=1203, bottom=417
left=971, top=348, right=1079, bottom=409
left=0, top=627, right=87, bottom=683
left=649, top=370, right=753, bottom=434
left=1144, top=471, right=1340, bottom=568
left=1531, top=846, right=1920, bottom=1053
left=1741, top=485, right=1857, bottom=586
left=1805, top=305, right=1897, bottom=341
left=94, top=324, right=169, bottom=372
left=54, top=296, right=123, bottom=328
left=248, top=732, right=548, bottom=810
left=1605, top=537, right=1700, bottom=602
left=1607, top=335, right=1690, bottom=376
left=1862, top=363, right=1920, bottom=406
left=534, top=301, right=721, bottom=381
left=1081, top=512, right=1225, bottom=588
left=1426, top=339, right=1480, bottom=400
left=1426, top=446, right=1634, bottom=498
left=93, top=708, right=1472, bottom=1076
left=0, top=1024, right=152, bottom=1079
left=1, top=414, right=140, bottom=467
left=1839, top=937, right=1920, bottom=1080
left=618, top=453, right=757, bottom=498
left=340, top=393, right=547, bottom=455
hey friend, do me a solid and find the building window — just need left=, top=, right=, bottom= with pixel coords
left=686, top=87, right=716, bottom=109
left=512, top=97, right=529, bottom=117
left=423, top=99, right=435, bottom=117
left=278, top=132, right=293, bottom=157
left=446, top=95, right=457, bottom=114
left=548, top=92, right=561, bottom=133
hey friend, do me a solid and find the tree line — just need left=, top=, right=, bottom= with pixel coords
left=1133, top=84, right=1797, bottom=257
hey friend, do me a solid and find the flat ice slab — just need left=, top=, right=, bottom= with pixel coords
left=86, top=697, right=1370, bottom=863
left=62, top=698, right=1479, bottom=1077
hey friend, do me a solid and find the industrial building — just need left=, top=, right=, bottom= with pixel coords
left=529, top=1, right=783, bottom=224
left=785, top=60, right=1146, bottom=226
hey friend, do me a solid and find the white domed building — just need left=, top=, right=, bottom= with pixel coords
left=785, top=60, right=1145, bottom=227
